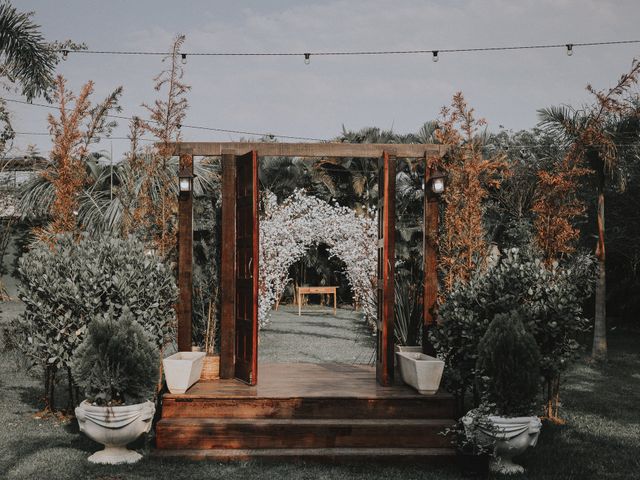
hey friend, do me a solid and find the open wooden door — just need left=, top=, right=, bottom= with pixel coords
left=234, top=150, right=259, bottom=385
left=376, top=151, right=396, bottom=386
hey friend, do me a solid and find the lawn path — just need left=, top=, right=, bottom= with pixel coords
left=259, top=305, right=376, bottom=364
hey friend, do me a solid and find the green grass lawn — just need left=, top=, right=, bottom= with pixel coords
left=0, top=321, right=638, bottom=480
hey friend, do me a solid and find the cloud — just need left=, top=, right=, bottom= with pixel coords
left=8, top=0, right=640, bottom=160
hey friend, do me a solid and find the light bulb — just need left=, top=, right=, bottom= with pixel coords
left=431, top=177, right=445, bottom=194
left=304, top=53, right=311, bottom=65
left=566, top=44, right=573, bottom=56
left=62, top=49, right=68, bottom=59
left=181, top=53, right=187, bottom=64
left=432, top=51, right=439, bottom=63
left=179, top=177, right=192, bottom=192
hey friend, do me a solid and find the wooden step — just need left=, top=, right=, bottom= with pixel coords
left=154, top=446, right=456, bottom=463
left=156, top=417, right=454, bottom=450
left=161, top=395, right=456, bottom=419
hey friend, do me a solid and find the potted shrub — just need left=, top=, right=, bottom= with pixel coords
left=72, top=308, right=158, bottom=464
left=463, top=311, right=542, bottom=475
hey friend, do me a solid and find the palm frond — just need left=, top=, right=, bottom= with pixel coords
left=0, top=2, right=57, bottom=100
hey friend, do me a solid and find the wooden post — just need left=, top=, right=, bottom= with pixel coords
left=177, top=153, right=193, bottom=352
left=376, top=152, right=396, bottom=386
left=220, top=152, right=237, bottom=378
left=423, top=163, right=439, bottom=356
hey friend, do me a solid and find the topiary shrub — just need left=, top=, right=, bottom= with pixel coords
left=10, top=233, right=177, bottom=411
left=71, top=307, right=159, bottom=406
left=476, top=311, right=541, bottom=417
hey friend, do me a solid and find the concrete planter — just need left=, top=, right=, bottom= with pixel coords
left=75, top=400, right=155, bottom=464
left=394, top=345, right=422, bottom=377
left=395, top=351, right=444, bottom=395
left=463, top=413, right=542, bottom=474
left=163, top=351, right=206, bottom=394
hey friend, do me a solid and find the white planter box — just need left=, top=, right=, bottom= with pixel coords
left=75, top=400, right=155, bottom=464
left=394, top=345, right=423, bottom=377
left=163, top=351, right=206, bottom=394
left=396, top=351, right=444, bottom=395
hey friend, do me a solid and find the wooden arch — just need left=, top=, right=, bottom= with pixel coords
left=174, top=142, right=445, bottom=387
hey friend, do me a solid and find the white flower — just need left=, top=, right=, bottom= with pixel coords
left=259, top=189, right=377, bottom=328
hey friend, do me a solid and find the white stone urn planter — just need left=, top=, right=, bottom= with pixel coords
left=463, top=413, right=542, bottom=474
left=75, top=400, right=155, bottom=464
left=163, top=351, right=205, bottom=394
left=396, top=351, right=444, bottom=395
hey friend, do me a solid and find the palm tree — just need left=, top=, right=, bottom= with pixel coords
left=19, top=152, right=219, bottom=237
left=538, top=59, right=640, bottom=361
left=0, top=2, right=58, bottom=100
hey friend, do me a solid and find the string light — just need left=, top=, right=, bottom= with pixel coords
left=53, top=39, right=640, bottom=59
left=181, top=53, right=187, bottom=64
left=566, top=44, right=574, bottom=56
left=304, top=53, right=311, bottom=65
left=432, top=50, right=439, bottom=63
left=62, top=49, right=68, bottom=59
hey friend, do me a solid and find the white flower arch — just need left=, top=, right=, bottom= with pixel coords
left=259, top=189, right=377, bottom=327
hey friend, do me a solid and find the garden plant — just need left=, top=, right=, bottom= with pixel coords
left=10, top=234, right=177, bottom=411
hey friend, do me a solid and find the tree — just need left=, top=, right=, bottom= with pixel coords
left=538, top=59, right=640, bottom=361
left=140, top=34, right=190, bottom=258
left=436, top=92, right=509, bottom=293
left=532, top=155, right=590, bottom=263
left=30, top=76, right=121, bottom=243
left=0, top=1, right=57, bottom=100
left=0, top=1, right=77, bottom=296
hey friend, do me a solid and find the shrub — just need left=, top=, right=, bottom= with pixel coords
left=431, top=247, right=594, bottom=414
left=11, top=233, right=177, bottom=411
left=71, top=307, right=158, bottom=405
left=476, top=311, right=541, bottom=417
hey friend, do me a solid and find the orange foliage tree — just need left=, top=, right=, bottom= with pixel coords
left=37, top=76, right=121, bottom=243
left=533, top=159, right=590, bottom=263
left=436, top=92, right=510, bottom=293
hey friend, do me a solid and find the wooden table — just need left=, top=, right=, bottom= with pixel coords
left=296, top=286, right=338, bottom=316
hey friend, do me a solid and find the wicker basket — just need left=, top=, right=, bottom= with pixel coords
left=200, top=354, right=220, bottom=380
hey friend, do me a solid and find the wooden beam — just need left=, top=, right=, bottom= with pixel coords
left=177, top=154, right=193, bottom=352
left=220, top=152, right=237, bottom=378
left=169, top=142, right=445, bottom=159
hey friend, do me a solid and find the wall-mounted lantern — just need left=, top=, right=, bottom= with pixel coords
left=427, top=168, right=446, bottom=196
left=179, top=169, right=194, bottom=193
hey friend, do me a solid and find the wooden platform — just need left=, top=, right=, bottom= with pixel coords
left=156, top=363, right=456, bottom=462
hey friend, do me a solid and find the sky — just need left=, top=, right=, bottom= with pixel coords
left=5, top=0, right=640, bottom=160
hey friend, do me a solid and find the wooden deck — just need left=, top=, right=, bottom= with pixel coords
left=165, top=363, right=443, bottom=399
left=156, top=363, right=456, bottom=462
